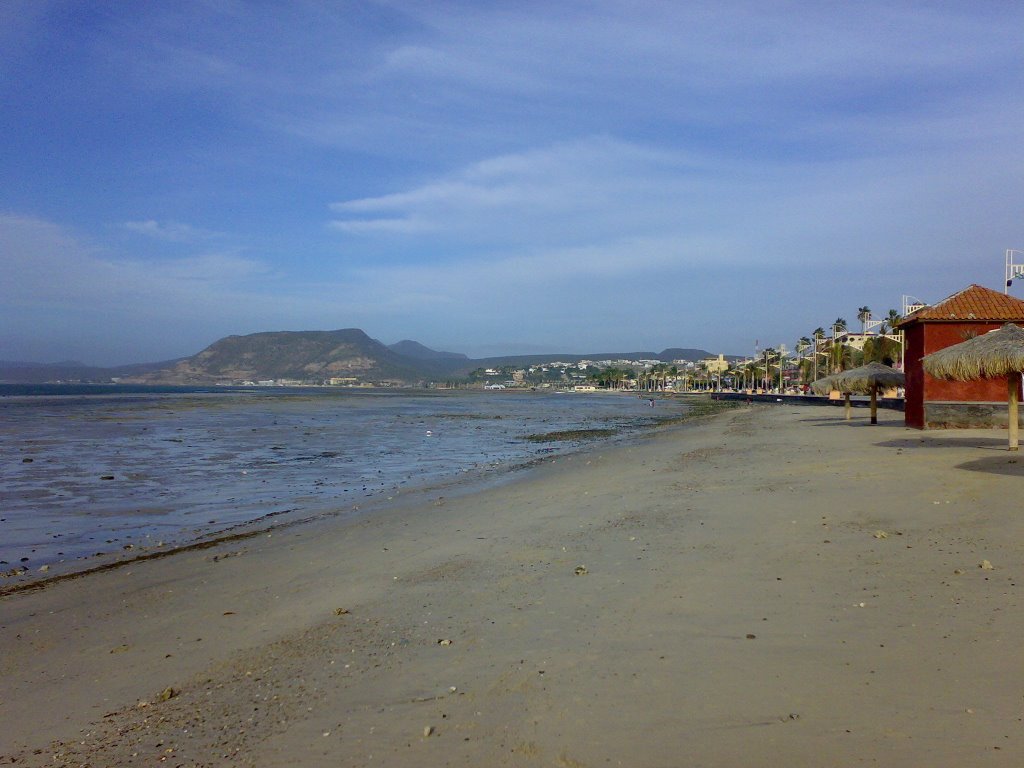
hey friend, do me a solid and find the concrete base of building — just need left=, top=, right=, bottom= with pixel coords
left=924, top=401, right=1024, bottom=429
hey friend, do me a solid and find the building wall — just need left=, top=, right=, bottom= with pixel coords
left=904, top=324, right=925, bottom=428
left=905, top=320, right=1023, bottom=429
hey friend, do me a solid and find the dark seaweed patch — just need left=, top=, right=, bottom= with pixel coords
left=524, top=428, right=618, bottom=443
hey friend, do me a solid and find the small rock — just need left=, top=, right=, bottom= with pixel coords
left=437, top=639, right=452, bottom=646
left=157, top=687, right=177, bottom=702
left=574, top=565, right=588, bottom=576
left=334, top=608, right=350, bottom=616
left=873, top=530, right=888, bottom=539
left=423, top=725, right=434, bottom=737
left=100, top=475, right=115, bottom=480
left=980, top=560, right=994, bottom=571
left=22, top=457, right=33, bottom=463
left=953, top=569, right=964, bottom=575
left=745, top=633, right=757, bottom=639
left=38, top=564, right=49, bottom=572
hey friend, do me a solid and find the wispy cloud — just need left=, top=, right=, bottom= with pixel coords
left=123, top=219, right=223, bottom=243
left=0, top=213, right=299, bottom=362
left=5, top=2, right=1024, bottom=363
left=329, top=136, right=718, bottom=250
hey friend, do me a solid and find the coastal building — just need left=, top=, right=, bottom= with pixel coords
left=897, top=283, right=1024, bottom=429
left=701, top=354, right=729, bottom=374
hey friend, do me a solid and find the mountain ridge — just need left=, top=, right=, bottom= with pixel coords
left=2, top=330, right=723, bottom=384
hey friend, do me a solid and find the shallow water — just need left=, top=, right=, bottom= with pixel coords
left=0, top=388, right=684, bottom=570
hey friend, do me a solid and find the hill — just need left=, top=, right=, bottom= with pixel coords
left=4, top=334, right=726, bottom=385
left=0, top=358, right=182, bottom=384
left=126, top=329, right=427, bottom=385
left=387, top=340, right=468, bottom=361
left=457, top=347, right=713, bottom=373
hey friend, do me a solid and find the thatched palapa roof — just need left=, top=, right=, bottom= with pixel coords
left=809, top=363, right=904, bottom=394
left=830, top=362, right=905, bottom=394
left=809, top=376, right=837, bottom=395
left=922, top=323, right=1024, bottom=380
left=809, top=363, right=903, bottom=424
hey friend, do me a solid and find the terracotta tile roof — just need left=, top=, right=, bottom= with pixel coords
left=897, top=283, right=1024, bottom=325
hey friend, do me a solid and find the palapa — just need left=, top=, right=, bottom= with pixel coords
left=809, top=375, right=837, bottom=396
left=831, top=361, right=906, bottom=395
left=808, top=375, right=854, bottom=419
left=809, top=364, right=904, bottom=423
left=922, top=323, right=1024, bottom=451
left=831, top=362, right=905, bottom=425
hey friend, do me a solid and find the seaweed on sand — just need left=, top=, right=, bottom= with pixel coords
left=524, top=428, right=619, bottom=442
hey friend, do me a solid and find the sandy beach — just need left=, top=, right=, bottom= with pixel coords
left=1, top=402, right=1021, bottom=767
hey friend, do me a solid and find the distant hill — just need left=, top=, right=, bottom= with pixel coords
left=0, top=358, right=181, bottom=384
left=387, top=340, right=468, bottom=361
left=0, top=359, right=88, bottom=369
left=460, top=347, right=713, bottom=372
left=126, top=329, right=427, bottom=385
left=3, top=334, right=728, bottom=385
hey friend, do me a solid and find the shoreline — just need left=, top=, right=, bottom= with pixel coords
left=2, top=403, right=1021, bottom=766
left=0, top=394, right=733, bottom=594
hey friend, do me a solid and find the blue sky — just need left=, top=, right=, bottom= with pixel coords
left=2, top=1, right=1023, bottom=365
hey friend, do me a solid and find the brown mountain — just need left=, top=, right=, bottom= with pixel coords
left=128, top=329, right=426, bottom=384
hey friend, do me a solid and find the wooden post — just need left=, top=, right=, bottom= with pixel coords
left=1009, top=375, right=1020, bottom=452
left=870, top=387, right=878, bottom=425
left=844, top=393, right=851, bottom=420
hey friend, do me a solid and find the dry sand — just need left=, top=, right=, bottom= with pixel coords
left=1, top=403, right=1021, bottom=767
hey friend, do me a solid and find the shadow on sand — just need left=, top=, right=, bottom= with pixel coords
left=873, top=436, right=1009, bottom=450
left=797, top=417, right=904, bottom=428
left=954, top=455, right=1024, bottom=476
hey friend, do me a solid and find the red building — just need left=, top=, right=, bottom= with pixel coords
left=898, top=284, right=1024, bottom=429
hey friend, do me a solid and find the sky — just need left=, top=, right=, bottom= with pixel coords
left=2, top=1, right=1024, bottom=366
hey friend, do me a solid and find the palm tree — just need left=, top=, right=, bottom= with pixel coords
left=760, top=348, right=777, bottom=391
left=798, top=357, right=814, bottom=385
left=883, top=308, right=901, bottom=333
left=654, top=363, right=669, bottom=391
left=857, top=306, right=872, bottom=333
left=833, top=318, right=847, bottom=334
left=830, top=339, right=852, bottom=373
left=599, top=366, right=622, bottom=389
left=668, top=365, right=679, bottom=391
left=863, top=334, right=901, bottom=366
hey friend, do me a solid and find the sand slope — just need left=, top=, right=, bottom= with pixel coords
left=1, top=404, right=1021, bottom=766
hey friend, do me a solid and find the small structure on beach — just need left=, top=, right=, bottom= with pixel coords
left=810, top=375, right=853, bottom=419
left=808, top=364, right=904, bottom=424
left=831, top=362, right=905, bottom=425
left=922, top=323, right=1024, bottom=450
left=896, top=284, right=1024, bottom=429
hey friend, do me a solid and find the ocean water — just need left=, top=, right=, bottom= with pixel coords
left=0, top=387, right=686, bottom=574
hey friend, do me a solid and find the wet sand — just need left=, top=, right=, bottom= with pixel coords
left=1, top=404, right=1021, bottom=766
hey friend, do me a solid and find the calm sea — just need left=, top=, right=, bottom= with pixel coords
left=0, top=385, right=686, bottom=576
